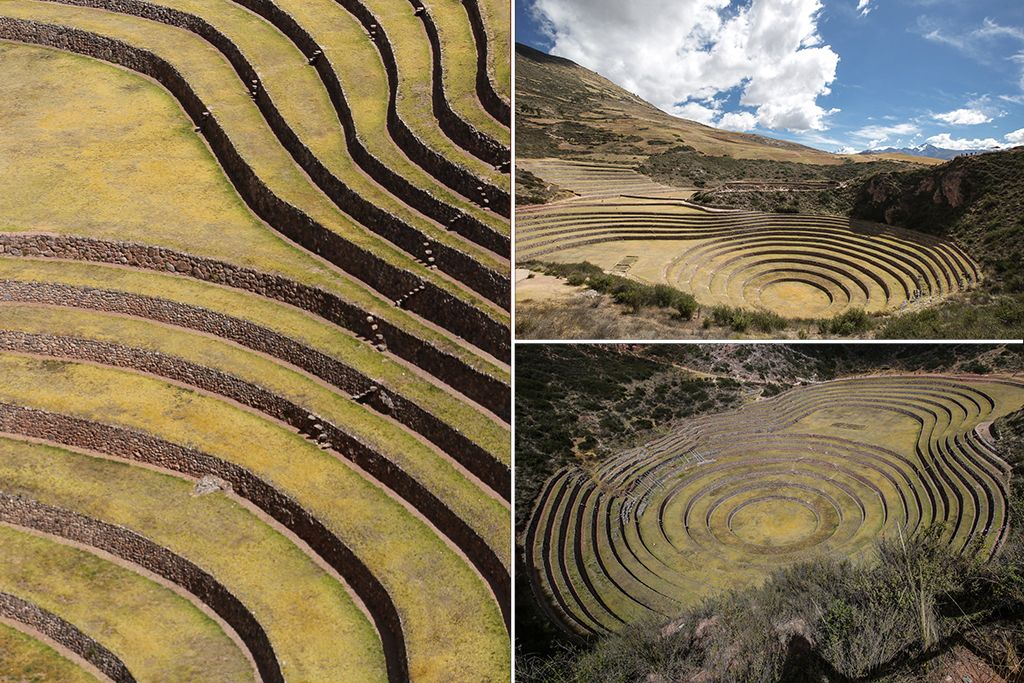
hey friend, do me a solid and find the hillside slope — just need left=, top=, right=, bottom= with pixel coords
left=515, top=43, right=845, bottom=166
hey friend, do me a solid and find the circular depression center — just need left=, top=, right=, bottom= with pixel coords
left=728, top=497, right=820, bottom=548
left=757, top=280, right=834, bottom=318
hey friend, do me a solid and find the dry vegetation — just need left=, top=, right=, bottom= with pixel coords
left=516, top=344, right=1024, bottom=682
left=0, top=1, right=509, bottom=680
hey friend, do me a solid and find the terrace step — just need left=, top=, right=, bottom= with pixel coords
left=528, top=374, right=1024, bottom=637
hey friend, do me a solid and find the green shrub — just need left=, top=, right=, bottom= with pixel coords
left=818, top=308, right=873, bottom=336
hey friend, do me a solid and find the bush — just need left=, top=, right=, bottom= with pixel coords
left=674, top=294, right=700, bottom=320
left=818, top=308, right=873, bottom=336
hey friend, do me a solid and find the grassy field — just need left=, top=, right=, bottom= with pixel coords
left=0, top=0, right=510, bottom=675
left=0, top=621, right=103, bottom=683
left=0, top=525, right=253, bottom=682
left=0, top=436, right=388, bottom=682
left=527, top=374, right=1024, bottom=637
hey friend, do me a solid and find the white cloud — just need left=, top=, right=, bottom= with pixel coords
left=851, top=123, right=920, bottom=148
left=1005, top=128, right=1024, bottom=145
left=933, top=108, right=993, bottom=125
left=856, top=0, right=871, bottom=17
left=531, top=0, right=840, bottom=131
left=669, top=100, right=721, bottom=126
left=925, top=133, right=1001, bottom=150
left=718, top=110, right=760, bottom=131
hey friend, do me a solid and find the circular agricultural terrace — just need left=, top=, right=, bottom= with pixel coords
left=527, top=374, right=1024, bottom=637
left=0, top=0, right=510, bottom=679
left=515, top=162, right=979, bottom=318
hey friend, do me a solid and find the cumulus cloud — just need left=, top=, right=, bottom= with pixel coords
left=925, top=133, right=1001, bottom=150
left=1003, top=128, right=1024, bottom=145
left=855, top=0, right=871, bottom=17
left=933, top=108, right=993, bottom=125
left=530, top=0, right=840, bottom=131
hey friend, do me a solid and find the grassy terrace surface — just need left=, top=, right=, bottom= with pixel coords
left=0, top=0, right=510, bottom=674
left=357, top=0, right=509, bottom=194
left=0, top=1, right=508, bottom=328
left=0, top=353, right=508, bottom=683
left=0, top=303, right=510, bottom=559
left=0, top=621, right=103, bottom=683
left=49, top=0, right=510, bottom=286
left=527, top=374, right=1024, bottom=637
left=0, top=525, right=253, bottom=682
left=0, top=437, right=387, bottom=683
left=476, top=0, right=510, bottom=110
left=517, top=192, right=978, bottom=318
left=0, top=259, right=509, bottom=451
left=515, top=159, right=692, bottom=201
left=418, top=0, right=509, bottom=145
left=246, top=0, right=510, bottom=246
left=0, top=33, right=508, bottom=376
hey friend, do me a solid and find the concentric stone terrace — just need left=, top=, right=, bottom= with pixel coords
left=0, top=0, right=508, bottom=679
left=515, top=162, right=978, bottom=318
left=527, top=375, right=1024, bottom=637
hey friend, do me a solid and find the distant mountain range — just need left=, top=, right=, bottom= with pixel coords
left=858, top=144, right=990, bottom=161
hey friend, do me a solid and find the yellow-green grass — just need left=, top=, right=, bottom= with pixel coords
left=782, top=402, right=925, bottom=455
left=572, top=491, right=665, bottom=626
left=0, top=259, right=511, bottom=411
left=0, top=621, right=102, bottom=683
left=0, top=436, right=388, bottom=683
left=0, top=38, right=508, bottom=345
left=477, top=0, right=510, bottom=99
left=0, top=353, right=510, bottom=683
left=586, top=498, right=683, bottom=617
left=0, top=41, right=270, bottom=254
left=514, top=160, right=692, bottom=200
left=537, top=478, right=612, bottom=635
left=519, top=231, right=964, bottom=317
left=0, top=303, right=509, bottom=565
left=529, top=376, right=1024, bottom=636
left=417, top=0, right=509, bottom=144
left=353, top=0, right=509, bottom=193
left=269, top=0, right=510, bottom=241
left=0, top=525, right=253, bottom=682
left=0, top=2, right=504, bottom=323
left=101, top=0, right=506, bottom=274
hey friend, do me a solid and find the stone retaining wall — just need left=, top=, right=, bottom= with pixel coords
left=40, top=0, right=508, bottom=308
left=0, top=402, right=410, bottom=683
left=324, top=0, right=511, bottom=218
left=0, top=496, right=283, bottom=683
left=455, top=0, right=511, bottom=126
left=0, top=234, right=510, bottom=421
left=0, top=590, right=136, bottom=683
left=0, top=329, right=510, bottom=626
left=0, top=18, right=510, bottom=363
left=409, top=0, right=508, bottom=166
left=0, top=324, right=508, bottom=496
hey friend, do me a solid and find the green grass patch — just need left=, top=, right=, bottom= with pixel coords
left=877, top=293, right=1024, bottom=339
left=0, top=436, right=387, bottom=683
left=817, top=308, right=874, bottom=336
left=0, top=526, right=252, bottom=683
left=708, top=304, right=787, bottom=333
left=0, top=622, right=103, bottom=683
left=522, top=260, right=700, bottom=318
left=0, top=303, right=509, bottom=564
left=0, top=353, right=509, bottom=683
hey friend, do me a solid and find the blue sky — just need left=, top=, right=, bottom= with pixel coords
left=516, top=0, right=1024, bottom=153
